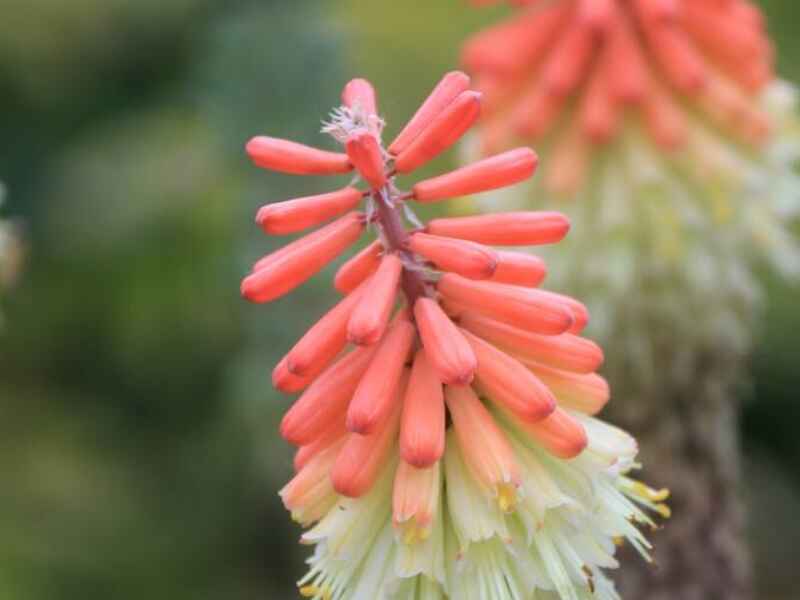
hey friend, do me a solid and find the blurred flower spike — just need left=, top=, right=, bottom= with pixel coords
left=242, top=73, right=667, bottom=599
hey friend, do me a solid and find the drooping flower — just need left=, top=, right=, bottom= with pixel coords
left=462, top=0, right=800, bottom=391
left=243, top=73, right=667, bottom=599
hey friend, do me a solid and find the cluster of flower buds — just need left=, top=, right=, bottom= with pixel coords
left=242, top=73, right=666, bottom=599
left=464, top=0, right=776, bottom=195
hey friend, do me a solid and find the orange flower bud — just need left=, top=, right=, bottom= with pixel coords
left=293, top=415, right=347, bottom=472
left=445, top=384, right=520, bottom=510
left=246, top=136, right=352, bottom=175
left=283, top=285, right=365, bottom=378
left=412, top=148, right=538, bottom=203
left=400, top=349, right=446, bottom=468
left=426, top=211, right=570, bottom=246
left=437, top=274, right=574, bottom=335
left=414, top=297, right=477, bottom=386
left=256, top=187, right=363, bottom=235
left=331, top=373, right=406, bottom=498
left=540, top=20, right=596, bottom=97
left=488, top=251, right=547, bottom=287
left=347, top=319, right=415, bottom=435
left=280, top=346, right=376, bottom=446
left=348, top=254, right=402, bottom=345
left=242, top=212, right=364, bottom=303
left=459, top=311, right=603, bottom=374
left=389, top=71, right=471, bottom=156
left=334, top=240, right=383, bottom=294
left=462, top=329, right=556, bottom=423
left=534, top=289, right=590, bottom=334
left=515, top=407, right=588, bottom=459
left=272, top=356, right=315, bottom=394
left=342, top=78, right=378, bottom=115
left=521, top=359, right=610, bottom=415
left=394, top=91, right=482, bottom=174
left=645, top=26, right=707, bottom=93
left=409, top=233, right=497, bottom=280
left=280, top=439, right=345, bottom=526
left=346, top=130, right=387, bottom=189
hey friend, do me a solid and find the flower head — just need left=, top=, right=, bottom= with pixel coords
left=243, top=73, right=665, bottom=598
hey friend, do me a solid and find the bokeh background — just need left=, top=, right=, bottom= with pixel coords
left=0, top=0, right=798, bottom=598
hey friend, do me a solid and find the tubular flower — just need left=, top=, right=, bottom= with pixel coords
left=243, top=74, right=666, bottom=599
left=463, top=0, right=800, bottom=390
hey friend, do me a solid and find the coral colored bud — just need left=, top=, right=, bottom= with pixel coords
left=521, top=358, right=610, bottom=416
left=293, top=415, right=347, bottom=472
left=488, top=251, right=547, bottom=287
left=389, top=71, right=471, bottom=156
left=414, top=298, right=477, bottom=386
left=540, top=21, right=595, bottom=97
left=437, top=274, right=574, bottom=335
left=606, top=13, right=650, bottom=104
left=347, top=320, right=415, bottom=435
left=400, top=349, right=446, bottom=468
left=535, top=289, right=589, bottom=334
left=642, top=83, right=688, bottom=150
left=395, top=91, right=482, bottom=174
left=409, top=233, right=497, bottom=280
left=445, top=384, right=521, bottom=506
left=283, top=284, right=365, bottom=378
left=515, top=407, right=588, bottom=459
left=272, top=357, right=315, bottom=394
left=280, top=440, right=344, bottom=526
left=242, top=212, right=364, bottom=303
left=426, top=211, right=570, bottom=246
left=342, top=78, right=378, bottom=115
left=646, top=27, right=707, bottom=93
left=280, top=346, right=376, bottom=446
left=332, top=374, right=405, bottom=498
left=348, top=254, right=403, bottom=345
left=412, top=148, right=538, bottom=203
left=246, top=136, right=352, bottom=175
left=256, top=187, right=363, bottom=235
left=581, top=55, right=619, bottom=143
left=334, top=240, right=383, bottom=294
left=577, top=0, right=613, bottom=31
left=462, top=329, right=556, bottom=422
left=393, top=461, right=441, bottom=545
left=459, top=311, right=603, bottom=374
left=346, top=130, right=387, bottom=189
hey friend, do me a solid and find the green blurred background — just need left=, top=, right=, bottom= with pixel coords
left=0, top=0, right=797, bottom=598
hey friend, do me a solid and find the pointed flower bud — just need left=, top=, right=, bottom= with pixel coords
left=280, top=439, right=345, bottom=526
left=293, top=415, right=347, bottom=472
left=400, top=349, right=446, bottom=468
left=255, top=187, right=363, bottom=235
left=342, top=78, right=378, bottom=115
left=272, top=356, right=314, bottom=394
left=346, top=130, right=387, bottom=189
left=246, top=136, right=352, bottom=175
left=334, top=240, right=383, bottom=294
left=409, top=232, right=497, bottom=280
left=488, top=250, right=547, bottom=287
left=242, top=212, right=364, bottom=303
left=412, top=148, right=538, bottom=203
left=413, top=297, right=477, bottom=386
left=513, top=407, right=589, bottom=460
left=522, top=358, right=611, bottom=416
left=426, top=211, right=570, bottom=246
left=347, top=253, right=402, bottom=345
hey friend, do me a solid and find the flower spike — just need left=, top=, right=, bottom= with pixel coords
left=241, top=75, right=665, bottom=599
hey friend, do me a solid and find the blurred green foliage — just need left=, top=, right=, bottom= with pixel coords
left=0, top=0, right=797, bottom=599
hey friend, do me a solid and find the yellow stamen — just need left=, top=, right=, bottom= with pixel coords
left=397, top=518, right=431, bottom=546
left=654, top=503, right=672, bottom=519
left=613, top=536, right=625, bottom=547
left=299, top=585, right=332, bottom=600
left=496, top=483, right=518, bottom=514
left=630, top=481, right=671, bottom=503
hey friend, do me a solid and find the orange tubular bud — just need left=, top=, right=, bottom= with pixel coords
left=280, top=440, right=345, bottom=526
left=346, top=130, right=387, bottom=189
left=535, top=290, right=589, bottom=334
left=412, top=148, right=538, bottom=203
left=242, top=212, right=364, bottom=303
left=409, top=233, right=497, bottom=280
left=348, top=254, right=403, bottom=345
left=445, top=384, right=520, bottom=508
left=394, top=91, right=482, bottom=174
left=294, top=415, right=347, bottom=472
left=347, top=320, right=415, bottom=435
left=437, top=274, right=574, bottom=335
left=280, top=346, right=376, bottom=446
left=646, top=26, right=707, bottom=93
left=577, top=0, right=613, bottom=30
left=342, top=78, right=378, bottom=115
left=462, top=329, right=556, bottom=422
left=256, top=187, right=363, bottom=235
left=400, top=349, right=446, bottom=468
left=414, top=297, right=477, bottom=386
left=283, top=285, right=365, bottom=378
left=390, top=71, right=471, bottom=156
left=488, top=251, right=547, bottom=287
left=426, top=211, right=570, bottom=246
left=515, top=407, right=588, bottom=459
left=393, top=461, right=441, bottom=544
left=332, top=374, right=406, bottom=498
left=459, top=311, right=603, bottom=374
left=246, top=136, right=352, bottom=175
left=521, top=358, right=610, bottom=415
left=334, top=240, right=383, bottom=294
left=540, top=21, right=596, bottom=97
left=272, top=357, right=315, bottom=393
